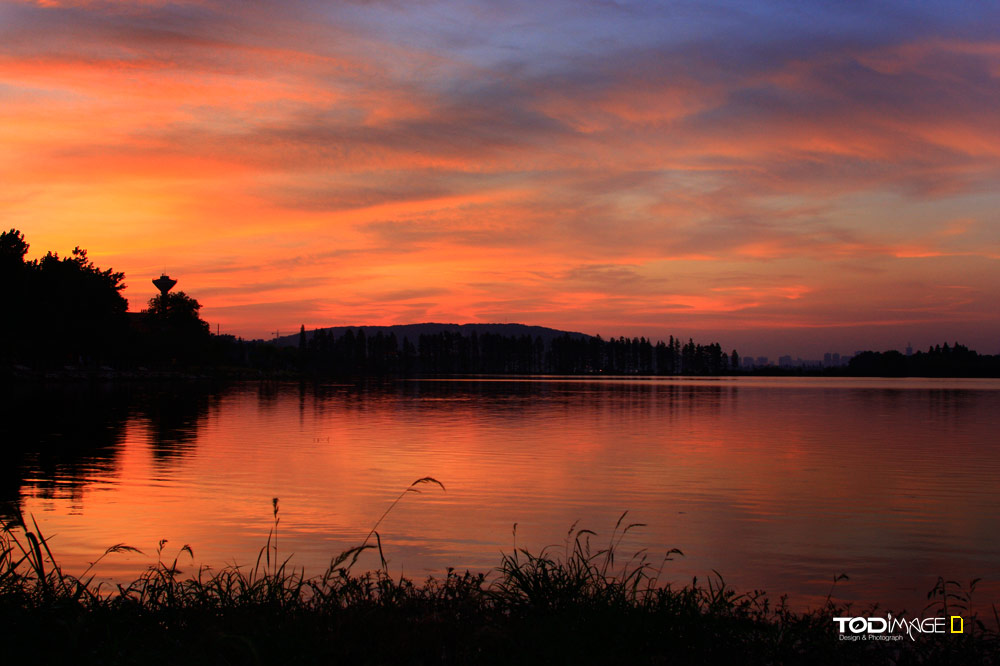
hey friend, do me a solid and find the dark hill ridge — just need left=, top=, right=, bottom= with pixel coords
left=274, top=323, right=591, bottom=347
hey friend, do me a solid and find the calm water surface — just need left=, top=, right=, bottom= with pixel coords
left=4, top=377, right=999, bottom=611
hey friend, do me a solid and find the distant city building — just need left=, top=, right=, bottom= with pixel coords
left=743, top=353, right=856, bottom=370
left=906, top=342, right=913, bottom=356
left=823, top=352, right=845, bottom=368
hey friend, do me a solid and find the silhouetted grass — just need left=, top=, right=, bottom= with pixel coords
left=2, top=491, right=998, bottom=665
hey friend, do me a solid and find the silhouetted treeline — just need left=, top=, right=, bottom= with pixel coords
left=1, top=228, right=742, bottom=377
left=2, top=229, right=129, bottom=366
left=848, top=343, right=1000, bottom=377
left=283, top=328, right=738, bottom=376
left=7, top=228, right=1000, bottom=379
left=1, top=229, right=212, bottom=370
left=128, top=325, right=1000, bottom=380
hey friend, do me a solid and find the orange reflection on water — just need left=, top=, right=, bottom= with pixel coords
left=7, top=378, right=1000, bottom=611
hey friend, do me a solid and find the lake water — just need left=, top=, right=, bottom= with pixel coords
left=4, top=377, right=999, bottom=612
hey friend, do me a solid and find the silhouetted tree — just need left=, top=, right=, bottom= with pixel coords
left=144, top=291, right=210, bottom=365
left=1, top=230, right=32, bottom=361
left=148, top=292, right=207, bottom=332
left=30, top=242, right=128, bottom=365
left=0, top=228, right=29, bottom=268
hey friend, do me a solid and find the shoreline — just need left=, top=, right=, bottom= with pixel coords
left=3, top=517, right=996, bottom=665
left=6, top=364, right=1000, bottom=384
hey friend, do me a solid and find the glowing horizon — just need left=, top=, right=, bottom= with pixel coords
left=2, top=0, right=998, bottom=358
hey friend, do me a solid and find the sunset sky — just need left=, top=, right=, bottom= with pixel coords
left=2, top=0, right=998, bottom=357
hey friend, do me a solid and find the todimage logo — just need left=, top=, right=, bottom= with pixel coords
left=833, top=614, right=964, bottom=641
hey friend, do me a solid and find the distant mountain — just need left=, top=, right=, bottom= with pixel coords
left=274, top=323, right=591, bottom=347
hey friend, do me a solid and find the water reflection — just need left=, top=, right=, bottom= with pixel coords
left=0, top=382, right=222, bottom=513
left=137, top=386, right=220, bottom=462
left=2, top=377, right=999, bottom=612
left=1, top=384, right=128, bottom=516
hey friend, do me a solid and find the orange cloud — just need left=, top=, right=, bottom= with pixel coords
left=2, top=2, right=998, bottom=355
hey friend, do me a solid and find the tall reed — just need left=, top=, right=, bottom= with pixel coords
left=2, top=486, right=998, bottom=665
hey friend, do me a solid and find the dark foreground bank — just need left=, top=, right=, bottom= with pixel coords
left=3, top=515, right=997, bottom=666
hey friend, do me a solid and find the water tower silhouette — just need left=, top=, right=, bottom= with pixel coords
left=153, top=273, right=177, bottom=296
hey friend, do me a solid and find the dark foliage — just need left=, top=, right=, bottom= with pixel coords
left=2, top=512, right=997, bottom=666
left=1, top=229, right=213, bottom=370
left=1, top=229, right=128, bottom=367
left=140, top=291, right=212, bottom=365
left=849, top=343, right=1000, bottom=377
left=288, top=328, right=736, bottom=376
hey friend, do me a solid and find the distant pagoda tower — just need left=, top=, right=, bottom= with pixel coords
left=153, top=273, right=177, bottom=296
